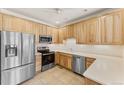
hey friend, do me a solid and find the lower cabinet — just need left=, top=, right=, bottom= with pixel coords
left=56, top=52, right=72, bottom=70
left=84, top=77, right=100, bottom=85
left=36, top=55, right=42, bottom=72
left=85, top=57, right=99, bottom=85
left=85, top=57, right=96, bottom=69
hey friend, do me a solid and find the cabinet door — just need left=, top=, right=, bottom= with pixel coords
left=42, top=24, right=47, bottom=35
left=36, top=55, right=41, bottom=72
left=113, top=11, right=123, bottom=44
left=65, top=55, right=72, bottom=70
left=0, top=13, right=2, bottom=30
left=86, top=18, right=101, bottom=44
left=3, top=14, right=24, bottom=32
left=101, top=14, right=113, bottom=44
left=52, top=28, right=59, bottom=44
left=101, top=11, right=124, bottom=44
left=35, top=23, right=40, bottom=44
left=59, top=54, right=65, bottom=66
left=73, top=23, right=78, bottom=43
left=55, top=52, right=59, bottom=65
left=3, top=14, right=15, bottom=31
left=58, top=27, right=66, bottom=43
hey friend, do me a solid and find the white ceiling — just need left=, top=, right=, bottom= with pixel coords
left=5, top=8, right=108, bottom=27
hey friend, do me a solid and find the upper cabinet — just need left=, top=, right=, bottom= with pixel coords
left=52, top=28, right=59, bottom=44
left=3, top=14, right=24, bottom=32
left=85, top=18, right=101, bottom=44
left=41, top=24, right=47, bottom=35
left=66, top=25, right=74, bottom=38
left=1, top=9, right=124, bottom=45
left=73, top=18, right=100, bottom=44
left=101, top=10, right=124, bottom=44
left=0, top=13, right=2, bottom=30
left=73, top=22, right=87, bottom=44
left=47, top=26, right=59, bottom=43
left=58, top=27, right=67, bottom=43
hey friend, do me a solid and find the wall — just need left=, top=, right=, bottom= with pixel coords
left=47, top=38, right=124, bottom=58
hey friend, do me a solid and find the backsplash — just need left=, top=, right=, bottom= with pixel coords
left=37, top=38, right=124, bottom=58
left=48, top=38, right=124, bottom=58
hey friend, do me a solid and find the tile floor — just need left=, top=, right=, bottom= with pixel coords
left=22, top=66, right=85, bottom=85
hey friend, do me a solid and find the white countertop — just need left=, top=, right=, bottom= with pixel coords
left=56, top=50, right=122, bottom=60
left=83, top=58, right=124, bottom=85
left=55, top=50, right=124, bottom=85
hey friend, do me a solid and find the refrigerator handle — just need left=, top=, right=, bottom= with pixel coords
left=21, top=34, right=23, bottom=62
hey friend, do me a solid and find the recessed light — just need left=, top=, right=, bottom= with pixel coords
left=55, top=21, right=60, bottom=24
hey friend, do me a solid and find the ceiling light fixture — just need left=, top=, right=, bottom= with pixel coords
left=55, top=8, right=62, bottom=14
left=55, top=21, right=60, bottom=24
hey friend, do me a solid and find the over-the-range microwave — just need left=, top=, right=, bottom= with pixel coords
left=39, top=35, right=52, bottom=44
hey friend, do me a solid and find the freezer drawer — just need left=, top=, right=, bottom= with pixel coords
left=1, top=68, right=17, bottom=85
left=20, top=64, right=35, bottom=82
left=1, top=64, right=35, bottom=85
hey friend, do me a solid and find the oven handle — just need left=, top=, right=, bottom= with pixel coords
left=42, top=53, right=54, bottom=56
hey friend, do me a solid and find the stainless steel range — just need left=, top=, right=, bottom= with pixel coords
left=0, top=31, right=35, bottom=85
left=37, top=47, right=55, bottom=71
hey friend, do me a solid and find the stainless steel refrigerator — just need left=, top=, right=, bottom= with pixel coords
left=0, top=31, right=35, bottom=85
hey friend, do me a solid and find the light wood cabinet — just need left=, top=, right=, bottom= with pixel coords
left=73, top=22, right=87, bottom=44
left=66, top=18, right=101, bottom=44
left=56, top=52, right=72, bottom=70
left=52, top=28, right=59, bottom=43
left=85, top=18, right=101, bottom=44
left=85, top=57, right=96, bottom=69
left=58, top=27, right=66, bottom=43
left=41, top=24, right=47, bottom=35
left=66, top=25, right=74, bottom=38
left=3, top=14, right=25, bottom=32
left=55, top=52, right=59, bottom=65
left=0, top=13, right=2, bottom=30
left=85, top=77, right=100, bottom=85
left=36, top=55, right=42, bottom=72
left=85, top=57, right=99, bottom=85
left=101, top=11, right=124, bottom=44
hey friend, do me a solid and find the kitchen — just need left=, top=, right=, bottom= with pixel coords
left=0, top=8, right=124, bottom=85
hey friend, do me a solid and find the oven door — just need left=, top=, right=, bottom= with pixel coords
left=42, top=53, right=55, bottom=66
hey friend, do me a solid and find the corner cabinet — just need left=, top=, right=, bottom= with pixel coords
left=56, top=52, right=72, bottom=70
left=101, top=10, right=124, bottom=44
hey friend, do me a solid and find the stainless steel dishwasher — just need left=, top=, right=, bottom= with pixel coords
left=72, top=55, right=85, bottom=75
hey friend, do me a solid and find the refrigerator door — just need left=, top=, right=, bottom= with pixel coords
left=29, top=34, right=35, bottom=63
left=1, top=31, right=22, bottom=70
left=22, top=33, right=35, bottom=65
